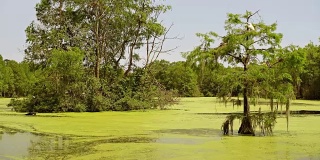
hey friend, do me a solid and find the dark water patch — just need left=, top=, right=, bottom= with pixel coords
left=154, top=128, right=222, bottom=137
left=197, top=110, right=320, bottom=116
left=28, top=114, right=69, bottom=118
left=0, top=113, right=25, bottom=116
left=196, top=112, right=242, bottom=115
left=291, top=102, right=315, bottom=106
left=0, top=112, right=68, bottom=117
left=53, top=136, right=158, bottom=157
left=56, top=137, right=156, bottom=154
left=161, top=108, right=184, bottom=111
left=277, top=110, right=320, bottom=115
left=92, top=137, right=156, bottom=144
left=249, top=102, right=314, bottom=106
left=289, top=110, right=320, bottom=114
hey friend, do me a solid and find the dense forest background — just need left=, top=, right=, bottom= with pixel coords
left=0, top=0, right=320, bottom=113
left=1, top=42, right=320, bottom=112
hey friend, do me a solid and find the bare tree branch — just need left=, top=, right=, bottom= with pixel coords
left=144, top=23, right=181, bottom=68
left=247, top=9, right=260, bottom=21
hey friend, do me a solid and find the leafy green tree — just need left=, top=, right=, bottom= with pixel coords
left=301, top=42, right=320, bottom=99
left=0, top=55, right=4, bottom=97
left=281, top=45, right=306, bottom=98
left=166, top=61, right=201, bottom=97
left=4, top=61, right=31, bottom=97
left=0, top=56, right=36, bottom=98
left=18, top=0, right=176, bottom=112
left=12, top=49, right=86, bottom=112
left=2, top=62, right=15, bottom=97
left=150, top=60, right=201, bottom=97
left=215, top=67, right=242, bottom=99
left=188, top=10, right=284, bottom=135
left=47, top=48, right=86, bottom=111
left=182, top=34, right=222, bottom=96
left=25, top=0, right=171, bottom=77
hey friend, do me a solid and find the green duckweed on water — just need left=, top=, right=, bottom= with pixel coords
left=0, top=97, right=320, bottom=160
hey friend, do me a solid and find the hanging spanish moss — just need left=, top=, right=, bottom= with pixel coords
left=221, top=108, right=277, bottom=136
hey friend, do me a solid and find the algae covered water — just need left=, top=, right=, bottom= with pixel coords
left=1, top=116, right=320, bottom=160
left=0, top=98, right=320, bottom=159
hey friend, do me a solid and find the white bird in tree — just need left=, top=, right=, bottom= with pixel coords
left=246, top=22, right=255, bottom=31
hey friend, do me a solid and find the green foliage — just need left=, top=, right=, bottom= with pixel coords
left=7, top=0, right=178, bottom=112
left=7, top=98, right=28, bottom=112
left=0, top=55, right=35, bottom=98
left=215, top=67, right=242, bottom=98
left=150, top=60, right=201, bottom=97
left=184, top=10, right=300, bottom=135
left=300, top=43, right=320, bottom=99
left=185, top=10, right=296, bottom=107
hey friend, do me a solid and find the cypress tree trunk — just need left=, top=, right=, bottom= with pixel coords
left=238, top=65, right=255, bottom=135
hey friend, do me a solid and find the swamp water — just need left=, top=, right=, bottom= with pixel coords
left=0, top=128, right=69, bottom=159
left=1, top=97, right=320, bottom=159
left=0, top=127, right=221, bottom=159
left=1, top=115, right=320, bottom=160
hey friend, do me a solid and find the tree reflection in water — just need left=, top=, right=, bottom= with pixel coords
left=0, top=127, right=71, bottom=159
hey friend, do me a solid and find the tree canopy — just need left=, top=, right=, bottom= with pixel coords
left=183, top=10, right=309, bottom=135
left=7, top=0, right=179, bottom=112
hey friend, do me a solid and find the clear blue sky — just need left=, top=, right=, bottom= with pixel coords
left=1, top=0, right=319, bottom=62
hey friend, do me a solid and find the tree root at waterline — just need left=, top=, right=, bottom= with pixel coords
left=238, top=116, right=255, bottom=135
left=222, top=112, right=277, bottom=136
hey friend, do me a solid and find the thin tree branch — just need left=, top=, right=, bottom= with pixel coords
left=247, top=10, right=260, bottom=20
left=226, top=53, right=244, bottom=64
left=249, top=35, right=268, bottom=46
